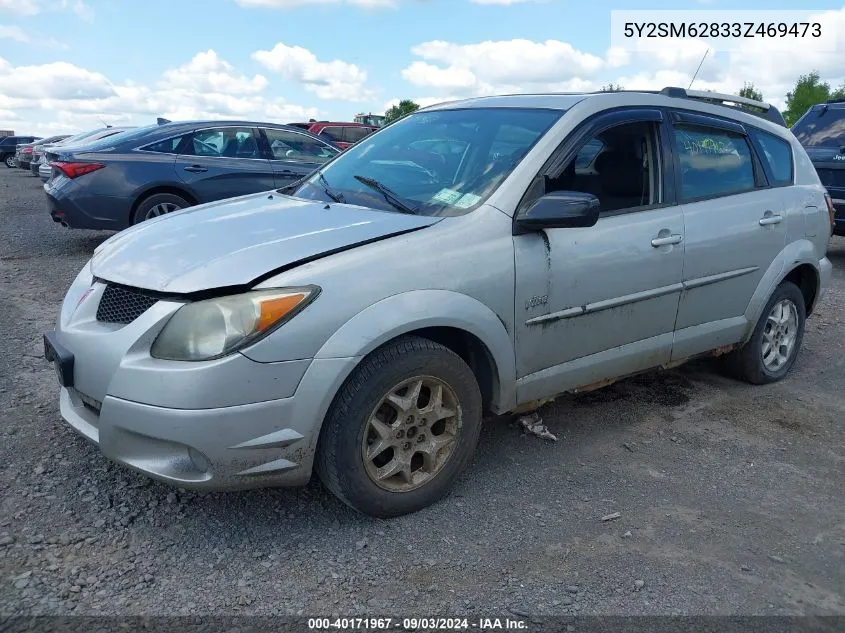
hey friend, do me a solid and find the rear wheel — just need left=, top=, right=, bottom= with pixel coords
left=315, top=336, right=483, bottom=518
left=724, top=281, right=806, bottom=384
left=3, top=154, right=15, bottom=168
left=132, top=193, right=190, bottom=225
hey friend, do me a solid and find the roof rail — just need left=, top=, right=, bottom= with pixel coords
left=825, top=97, right=845, bottom=104
left=659, top=87, right=786, bottom=127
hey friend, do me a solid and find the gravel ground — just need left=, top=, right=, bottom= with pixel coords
left=1, top=167, right=844, bottom=618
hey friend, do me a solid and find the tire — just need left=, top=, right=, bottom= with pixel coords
left=723, top=281, right=806, bottom=385
left=3, top=154, right=15, bottom=168
left=132, top=192, right=190, bottom=225
left=315, top=336, right=483, bottom=518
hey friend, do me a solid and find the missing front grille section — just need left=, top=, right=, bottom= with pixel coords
left=96, top=284, right=159, bottom=324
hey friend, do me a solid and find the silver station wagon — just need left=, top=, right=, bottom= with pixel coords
left=45, top=88, right=834, bottom=517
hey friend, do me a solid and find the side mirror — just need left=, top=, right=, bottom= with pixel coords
left=514, top=191, right=600, bottom=234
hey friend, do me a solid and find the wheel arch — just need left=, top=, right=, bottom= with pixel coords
left=314, top=290, right=517, bottom=415
left=743, top=240, right=822, bottom=342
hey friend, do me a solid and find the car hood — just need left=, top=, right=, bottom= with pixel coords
left=91, top=191, right=441, bottom=294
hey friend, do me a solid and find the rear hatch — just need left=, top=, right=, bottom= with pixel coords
left=792, top=103, right=845, bottom=217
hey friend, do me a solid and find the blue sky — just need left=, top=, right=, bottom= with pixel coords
left=1, top=0, right=843, bottom=135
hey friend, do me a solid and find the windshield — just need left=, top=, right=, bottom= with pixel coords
left=290, top=107, right=563, bottom=216
left=792, top=106, right=845, bottom=148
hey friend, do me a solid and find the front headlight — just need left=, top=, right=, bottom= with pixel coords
left=150, top=286, right=319, bottom=361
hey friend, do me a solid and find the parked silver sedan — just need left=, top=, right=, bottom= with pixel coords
left=45, top=89, right=833, bottom=517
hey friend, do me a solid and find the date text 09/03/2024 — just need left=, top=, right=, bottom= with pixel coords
left=308, top=618, right=528, bottom=630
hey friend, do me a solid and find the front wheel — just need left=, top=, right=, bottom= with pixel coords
left=724, top=281, right=806, bottom=384
left=3, top=155, right=16, bottom=168
left=315, top=336, right=483, bottom=518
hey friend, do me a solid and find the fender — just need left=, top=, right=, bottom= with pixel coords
left=314, top=289, right=517, bottom=412
left=742, top=238, right=821, bottom=343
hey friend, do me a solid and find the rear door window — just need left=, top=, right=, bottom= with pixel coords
left=185, top=127, right=261, bottom=159
left=672, top=124, right=756, bottom=200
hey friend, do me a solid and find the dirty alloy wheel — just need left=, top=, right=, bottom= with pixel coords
left=315, top=336, right=482, bottom=518
left=132, top=193, right=190, bottom=225
left=4, top=155, right=16, bottom=168
left=724, top=280, right=806, bottom=385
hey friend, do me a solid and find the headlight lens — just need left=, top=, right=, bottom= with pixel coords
left=150, top=286, right=318, bottom=361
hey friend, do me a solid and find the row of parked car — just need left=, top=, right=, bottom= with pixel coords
left=3, top=119, right=378, bottom=230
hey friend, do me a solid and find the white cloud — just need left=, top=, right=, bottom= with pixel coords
left=0, top=50, right=321, bottom=136
left=469, top=0, right=540, bottom=4
left=400, top=38, right=615, bottom=97
left=236, top=0, right=395, bottom=8
left=0, top=0, right=92, bottom=18
left=0, top=24, right=28, bottom=41
left=252, top=43, right=373, bottom=101
left=161, top=49, right=267, bottom=95
left=0, top=58, right=114, bottom=100
left=0, top=0, right=38, bottom=15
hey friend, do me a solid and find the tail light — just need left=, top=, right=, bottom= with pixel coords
left=824, top=193, right=836, bottom=233
left=51, top=162, right=105, bottom=179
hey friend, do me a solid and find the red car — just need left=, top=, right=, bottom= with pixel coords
left=287, top=121, right=378, bottom=150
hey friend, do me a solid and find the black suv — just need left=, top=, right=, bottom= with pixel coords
left=792, top=99, right=845, bottom=236
left=0, top=135, right=40, bottom=168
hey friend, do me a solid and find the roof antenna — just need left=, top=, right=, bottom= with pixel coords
left=688, top=49, right=709, bottom=89
left=98, top=116, right=111, bottom=128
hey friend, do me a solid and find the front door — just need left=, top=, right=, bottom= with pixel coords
left=175, top=126, right=275, bottom=202
left=667, top=113, right=788, bottom=360
left=513, top=111, right=685, bottom=404
left=260, top=127, right=338, bottom=187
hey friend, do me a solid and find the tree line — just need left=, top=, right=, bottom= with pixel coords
left=387, top=71, right=845, bottom=127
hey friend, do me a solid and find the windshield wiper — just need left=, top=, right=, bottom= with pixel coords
left=353, top=175, right=417, bottom=215
left=317, top=172, right=345, bottom=203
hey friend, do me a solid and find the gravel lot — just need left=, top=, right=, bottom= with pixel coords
left=1, top=166, right=844, bottom=618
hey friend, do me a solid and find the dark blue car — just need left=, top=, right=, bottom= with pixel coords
left=44, top=120, right=340, bottom=230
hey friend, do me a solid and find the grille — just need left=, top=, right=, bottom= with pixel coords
left=816, top=168, right=845, bottom=188
left=96, top=284, right=159, bottom=324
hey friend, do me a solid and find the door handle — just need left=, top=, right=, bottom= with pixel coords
left=651, top=234, right=683, bottom=247
left=759, top=214, right=783, bottom=226
left=183, top=165, right=207, bottom=173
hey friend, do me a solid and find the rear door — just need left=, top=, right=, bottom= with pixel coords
left=669, top=112, right=788, bottom=360
left=259, top=127, right=338, bottom=186
left=175, top=126, right=275, bottom=202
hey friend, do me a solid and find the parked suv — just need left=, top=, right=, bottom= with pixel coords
left=792, top=99, right=845, bottom=235
left=288, top=121, right=378, bottom=150
left=1, top=135, right=39, bottom=167
left=44, top=120, right=339, bottom=229
left=44, top=88, right=832, bottom=518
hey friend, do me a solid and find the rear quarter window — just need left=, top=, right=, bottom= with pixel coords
left=750, top=129, right=793, bottom=186
left=141, top=136, right=185, bottom=154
